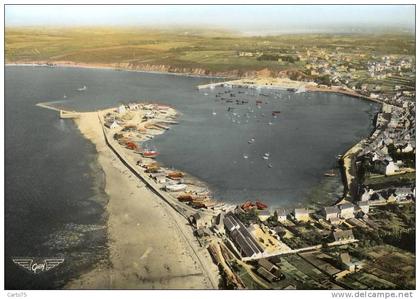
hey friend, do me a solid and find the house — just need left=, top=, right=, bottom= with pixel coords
left=257, top=267, right=279, bottom=282
left=105, top=120, right=119, bottom=129
left=258, top=258, right=279, bottom=273
left=385, top=161, right=399, bottom=175
left=196, top=228, right=212, bottom=238
left=333, top=230, right=355, bottom=242
left=128, top=103, right=140, bottom=110
left=402, top=143, right=414, bottom=153
left=294, top=208, right=311, bottom=222
left=224, top=213, right=240, bottom=232
left=323, top=206, right=339, bottom=220
left=357, top=201, right=370, bottom=214
left=224, top=212, right=264, bottom=259
left=117, top=104, right=126, bottom=114
left=338, top=203, right=354, bottom=219
left=360, top=189, right=373, bottom=201
left=213, top=212, right=225, bottom=233
left=190, top=212, right=213, bottom=229
left=339, top=252, right=359, bottom=272
left=276, top=209, right=288, bottom=223
left=258, top=210, right=271, bottom=222
left=394, top=188, right=413, bottom=201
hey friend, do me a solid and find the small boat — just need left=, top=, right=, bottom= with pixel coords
left=268, top=163, right=273, bottom=168
left=263, top=156, right=269, bottom=160
left=204, top=93, right=209, bottom=96
left=256, top=200, right=268, bottom=210
left=324, top=171, right=337, bottom=177
left=264, top=152, right=270, bottom=157
left=241, top=201, right=255, bottom=210
left=63, top=94, right=67, bottom=99
left=268, top=122, right=273, bottom=125
left=272, top=111, right=281, bottom=116
left=142, top=150, right=159, bottom=158
left=165, top=184, right=187, bottom=192
left=167, top=171, right=184, bottom=179
left=77, top=85, right=87, bottom=92
left=248, top=138, right=255, bottom=144
left=243, top=154, right=249, bottom=159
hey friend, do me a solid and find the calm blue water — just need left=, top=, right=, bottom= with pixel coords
left=5, top=66, right=378, bottom=289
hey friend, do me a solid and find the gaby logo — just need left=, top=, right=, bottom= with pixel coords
left=11, top=257, right=64, bottom=274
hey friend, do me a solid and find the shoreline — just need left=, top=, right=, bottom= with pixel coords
left=23, top=59, right=384, bottom=207
left=60, top=106, right=219, bottom=289
left=197, top=77, right=383, bottom=203
left=36, top=81, right=382, bottom=288
left=5, top=62, right=231, bottom=80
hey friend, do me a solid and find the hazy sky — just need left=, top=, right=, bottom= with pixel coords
left=5, top=5, right=415, bottom=33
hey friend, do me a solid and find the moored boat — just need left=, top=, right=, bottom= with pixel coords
left=142, top=150, right=159, bottom=158
left=256, top=200, right=268, bottom=210
left=165, top=184, right=187, bottom=192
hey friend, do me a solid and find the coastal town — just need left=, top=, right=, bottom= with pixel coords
left=71, top=59, right=415, bottom=290
left=26, top=30, right=416, bottom=290
left=4, top=3, right=417, bottom=296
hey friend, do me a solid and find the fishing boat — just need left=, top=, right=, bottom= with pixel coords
left=241, top=201, right=255, bottom=210
left=142, top=149, right=159, bottom=158
left=165, top=184, right=187, bottom=192
left=167, top=171, right=184, bottom=179
left=77, top=85, right=87, bottom=92
left=256, top=200, right=268, bottom=210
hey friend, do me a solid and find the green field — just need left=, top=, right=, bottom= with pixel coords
left=5, top=27, right=415, bottom=76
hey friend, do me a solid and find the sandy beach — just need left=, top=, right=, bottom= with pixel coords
left=64, top=111, right=219, bottom=289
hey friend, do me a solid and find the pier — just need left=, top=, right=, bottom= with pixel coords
left=36, top=102, right=80, bottom=119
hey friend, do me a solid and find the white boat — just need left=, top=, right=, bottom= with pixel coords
left=268, top=122, right=273, bottom=125
left=212, top=109, right=217, bottom=116
left=263, top=156, right=269, bottom=160
left=264, top=152, right=270, bottom=157
left=63, top=94, right=67, bottom=98
left=248, top=138, right=255, bottom=144
left=243, top=154, right=249, bottom=159
left=165, top=184, right=187, bottom=192
left=77, top=85, right=87, bottom=91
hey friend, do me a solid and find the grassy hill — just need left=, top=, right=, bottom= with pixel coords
left=5, top=27, right=415, bottom=76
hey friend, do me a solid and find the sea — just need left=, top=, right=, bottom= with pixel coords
left=5, top=65, right=379, bottom=289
